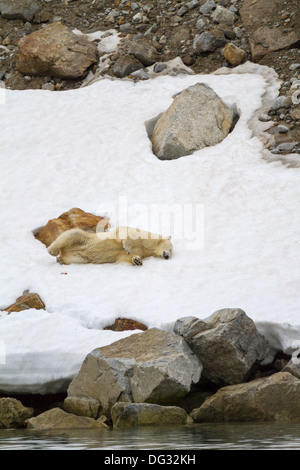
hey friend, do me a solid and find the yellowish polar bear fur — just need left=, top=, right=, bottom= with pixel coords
left=47, top=226, right=173, bottom=266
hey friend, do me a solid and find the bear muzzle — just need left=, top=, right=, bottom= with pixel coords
left=162, top=251, right=171, bottom=259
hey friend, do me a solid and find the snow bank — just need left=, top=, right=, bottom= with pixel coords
left=0, top=62, right=299, bottom=394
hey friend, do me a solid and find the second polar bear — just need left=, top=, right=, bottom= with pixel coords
left=47, top=226, right=173, bottom=266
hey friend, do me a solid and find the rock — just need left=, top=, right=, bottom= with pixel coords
left=187, top=0, right=199, bottom=10
left=223, top=43, right=245, bottom=66
left=150, top=83, right=234, bottom=160
left=0, top=0, right=42, bottom=22
left=277, top=125, right=289, bottom=133
left=128, top=38, right=160, bottom=66
left=174, top=308, right=271, bottom=385
left=190, top=372, right=300, bottom=422
left=271, top=96, right=293, bottom=111
left=212, top=6, right=236, bottom=26
left=276, top=142, right=299, bottom=152
left=153, top=62, right=167, bottom=73
left=290, top=108, right=300, bottom=121
left=239, top=0, right=300, bottom=61
left=195, top=18, right=205, bottom=32
left=0, top=398, right=34, bottom=428
left=113, top=55, right=143, bottom=78
left=103, top=318, right=148, bottom=332
left=4, top=291, right=45, bottom=314
left=199, top=0, right=216, bottom=14
left=111, top=402, right=188, bottom=428
left=16, top=22, right=98, bottom=79
left=259, top=113, right=272, bottom=122
left=26, top=407, right=109, bottom=430
left=193, top=30, right=227, bottom=54
left=65, top=328, right=202, bottom=418
left=283, top=360, right=300, bottom=380
left=34, top=207, right=109, bottom=247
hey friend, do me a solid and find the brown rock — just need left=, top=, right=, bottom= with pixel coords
left=0, top=398, right=34, bottom=428
left=224, top=43, right=246, bottom=66
left=16, top=22, right=98, bottom=79
left=35, top=208, right=109, bottom=247
left=104, top=318, right=148, bottom=332
left=26, top=407, right=109, bottom=430
left=190, top=372, right=300, bottom=422
left=5, top=291, right=45, bottom=314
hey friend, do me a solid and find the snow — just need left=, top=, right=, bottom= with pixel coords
left=0, top=61, right=299, bottom=394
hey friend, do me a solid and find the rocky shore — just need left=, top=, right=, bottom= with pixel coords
left=1, top=308, right=299, bottom=430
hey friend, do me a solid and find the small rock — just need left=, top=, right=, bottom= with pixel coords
left=131, top=69, right=149, bottom=80
left=113, top=55, right=143, bottom=78
left=5, top=291, right=45, bottom=314
left=289, top=64, right=300, bottom=72
left=223, top=43, right=245, bottom=66
left=42, top=83, right=55, bottom=91
left=193, top=30, right=227, bottom=54
left=111, top=403, right=189, bottom=428
left=212, top=5, right=236, bottom=26
left=187, top=0, right=199, bottom=9
left=153, top=62, right=168, bottom=73
left=271, top=95, right=293, bottom=110
left=199, top=0, right=216, bottom=14
left=276, top=142, right=299, bottom=152
left=0, top=398, right=34, bottom=428
left=104, top=318, right=148, bottom=332
left=283, top=359, right=300, bottom=379
left=259, top=113, right=272, bottom=122
left=177, top=6, right=188, bottom=17
left=0, top=0, right=42, bottom=22
left=195, top=18, right=205, bottom=31
left=128, top=38, right=159, bottom=66
left=120, top=22, right=131, bottom=33
left=27, top=407, right=109, bottom=430
left=131, top=2, right=139, bottom=11
left=277, top=125, right=289, bottom=133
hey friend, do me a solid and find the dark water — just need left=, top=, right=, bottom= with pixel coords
left=0, top=423, right=300, bottom=450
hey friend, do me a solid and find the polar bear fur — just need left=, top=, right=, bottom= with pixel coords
left=47, top=226, right=173, bottom=266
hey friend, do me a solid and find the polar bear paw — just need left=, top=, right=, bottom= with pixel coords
left=132, top=255, right=143, bottom=266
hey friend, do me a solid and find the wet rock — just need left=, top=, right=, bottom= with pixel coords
left=5, top=291, right=45, bottom=314
left=223, top=43, right=246, bottom=66
left=0, top=0, right=42, bottom=22
left=193, top=30, right=227, bottom=54
left=190, top=372, right=300, bottom=422
left=113, top=55, right=143, bottom=78
left=111, top=402, right=188, bottom=428
left=34, top=207, right=109, bottom=247
left=174, top=308, right=271, bottom=385
left=65, top=328, right=202, bottom=418
left=150, top=83, right=234, bottom=160
left=0, top=398, right=34, bottom=428
left=16, top=22, right=98, bottom=79
left=26, top=407, right=109, bottom=430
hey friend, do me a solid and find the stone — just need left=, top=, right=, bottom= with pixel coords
left=277, top=125, right=289, bottom=133
left=240, top=0, right=300, bottom=61
left=212, top=6, right=236, bottom=26
left=34, top=207, right=109, bottom=247
left=150, top=83, right=234, bottom=160
left=26, top=407, right=109, bottom=430
left=174, top=308, right=271, bottom=385
left=199, top=0, right=216, bottom=14
left=190, top=372, right=300, bottom=422
left=0, top=0, right=42, bottom=22
left=290, top=108, right=300, bottom=121
left=113, top=55, right=143, bottom=78
left=283, top=360, right=300, bottom=380
left=187, top=0, right=199, bottom=9
left=111, top=402, right=188, bottom=428
left=193, top=30, right=227, bottom=54
left=128, top=38, right=159, bottom=67
left=276, top=142, right=298, bottom=152
left=103, top=318, right=148, bottom=332
left=195, top=18, right=205, bottom=32
left=259, top=113, right=272, bottom=122
left=16, top=22, right=98, bottom=79
left=153, top=62, right=167, bottom=73
left=65, top=328, right=202, bottom=418
left=271, top=96, right=293, bottom=110
left=5, top=291, right=45, bottom=314
left=223, top=43, right=245, bottom=66
left=0, top=398, right=34, bottom=428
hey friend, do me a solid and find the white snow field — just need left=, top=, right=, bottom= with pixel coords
left=0, top=62, right=299, bottom=394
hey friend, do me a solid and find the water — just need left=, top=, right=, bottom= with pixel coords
left=0, top=423, right=300, bottom=450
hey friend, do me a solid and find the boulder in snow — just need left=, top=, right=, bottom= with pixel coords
left=174, top=308, right=271, bottom=385
left=64, top=328, right=202, bottom=418
left=5, top=291, right=45, bottom=314
left=150, top=83, right=234, bottom=160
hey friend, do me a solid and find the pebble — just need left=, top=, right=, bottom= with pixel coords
left=42, top=83, right=55, bottom=91
left=200, top=0, right=216, bottom=14
left=277, top=142, right=298, bottom=152
left=196, top=18, right=206, bottom=31
left=277, top=125, right=289, bottom=133
left=153, top=62, right=167, bottom=73
left=289, top=64, right=300, bottom=71
left=259, top=113, right=272, bottom=122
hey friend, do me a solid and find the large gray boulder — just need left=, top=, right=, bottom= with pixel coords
left=16, top=22, right=98, bottom=79
left=150, top=83, right=234, bottom=160
left=64, top=328, right=202, bottom=418
left=174, top=308, right=271, bottom=385
left=111, top=402, right=189, bottom=428
left=0, top=0, right=42, bottom=22
left=0, top=398, right=34, bottom=428
left=190, top=372, right=300, bottom=422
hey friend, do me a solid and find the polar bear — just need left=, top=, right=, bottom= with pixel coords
left=47, top=226, right=173, bottom=266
